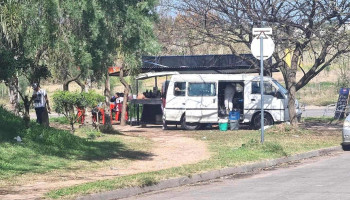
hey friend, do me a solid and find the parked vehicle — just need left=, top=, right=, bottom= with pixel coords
left=342, top=114, right=350, bottom=150
left=162, top=74, right=302, bottom=130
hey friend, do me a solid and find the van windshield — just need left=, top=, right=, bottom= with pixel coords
left=273, top=80, right=288, bottom=94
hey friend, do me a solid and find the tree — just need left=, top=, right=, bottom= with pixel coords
left=0, top=0, right=56, bottom=123
left=98, top=0, right=160, bottom=126
left=163, top=0, right=350, bottom=125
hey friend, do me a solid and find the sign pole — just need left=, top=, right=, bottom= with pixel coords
left=251, top=27, right=274, bottom=145
left=260, top=35, right=264, bottom=144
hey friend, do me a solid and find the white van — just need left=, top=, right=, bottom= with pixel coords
left=162, top=74, right=302, bottom=130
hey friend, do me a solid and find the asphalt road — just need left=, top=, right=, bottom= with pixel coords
left=128, top=151, right=350, bottom=200
left=302, top=106, right=335, bottom=118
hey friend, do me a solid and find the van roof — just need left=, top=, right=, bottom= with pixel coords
left=171, top=74, right=274, bottom=82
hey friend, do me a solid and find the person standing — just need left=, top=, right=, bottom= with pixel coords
left=224, top=83, right=236, bottom=114
left=32, top=83, right=51, bottom=126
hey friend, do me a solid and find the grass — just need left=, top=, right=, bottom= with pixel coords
left=0, top=106, right=152, bottom=183
left=47, top=123, right=341, bottom=199
left=303, top=116, right=345, bottom=125
left=297, top=81, right=339, bottom=106
left=50, top=116, right=70, bottom=124
left=304, top=116, right=336, bottom=123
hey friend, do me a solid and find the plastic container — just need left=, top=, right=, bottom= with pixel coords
left=218, top=118, right=228, bottom=131
left=230, top=120, right=239, bottom=130
left=219, top=122, right=228, bottom=131
left=229, top=109, right=240, bottom=120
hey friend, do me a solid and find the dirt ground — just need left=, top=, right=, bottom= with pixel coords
left=0, top=124, right=211, bottom=200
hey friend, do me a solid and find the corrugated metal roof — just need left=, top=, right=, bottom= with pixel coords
left=109, top=54, right=277, bottom=76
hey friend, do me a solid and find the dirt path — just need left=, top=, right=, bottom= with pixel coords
left=0, top=125, right=210, bottom=200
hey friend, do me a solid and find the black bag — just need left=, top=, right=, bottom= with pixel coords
left=110, top=96, right=116, bottom=102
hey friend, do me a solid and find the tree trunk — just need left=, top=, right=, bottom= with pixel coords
left=75, top=79, right=85, bottom=92
left=103, top=71, right=111, bottom=125
left=286, top=49, right=301, bottom=126
left=63, top=81, right=69, bottom=91
left=8, top=76, right=19, bottom=115
left=85, top=78, right=91, bottom=92
left=119, top=66, right=131, bottom=126
left=22, top=95, right=31, bottom=127
left=69, top=106, right=75, bottom=132
left=287, top=72, right=298, bottom=126
left=63, top=72, right=82, bottom=91
left=104, top=71, right=111, bottom=105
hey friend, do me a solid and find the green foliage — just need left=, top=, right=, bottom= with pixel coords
left=53, top=90, right=104, bottom=128
left=240, top=139, right=287, bottom=157
left=81, top=90, right=105, bottom=108
left=85, top=128, right=101, bottom=140
left=52, top=91, right=78, bottom=118
left=0, top=49, right=17, bottom=82
left=50, top=116, right=70, bottom=125
left=1, top=0, right=160, bottom=91
left=0, top=106, right=26, bottom=141
left=0, top=106, right=151, bottom=180
left=53, top=90, right=104, bottom=112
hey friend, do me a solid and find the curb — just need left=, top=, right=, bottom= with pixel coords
left=78, top=146, right=342, bottom=200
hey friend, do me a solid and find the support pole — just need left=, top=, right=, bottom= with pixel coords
left=260, top=35, right=265, bottom=144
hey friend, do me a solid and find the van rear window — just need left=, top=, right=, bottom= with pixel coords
left=188, top=83, right=216, bottom=96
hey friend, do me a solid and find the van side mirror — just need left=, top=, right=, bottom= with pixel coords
left=275, top=92, right=284, bottom=99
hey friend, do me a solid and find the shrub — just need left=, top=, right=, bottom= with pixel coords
left=53, top=90, right=104, bottom=131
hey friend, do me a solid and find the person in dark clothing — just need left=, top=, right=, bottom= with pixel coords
left=32, top=83, right=51, bottom=126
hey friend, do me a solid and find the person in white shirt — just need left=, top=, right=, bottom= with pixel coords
left=224, top=83, right=236, bottom=114
left=32, top=83, right=51, bottom=125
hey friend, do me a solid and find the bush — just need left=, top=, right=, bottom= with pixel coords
left=53, top=90, right=104, bottom=130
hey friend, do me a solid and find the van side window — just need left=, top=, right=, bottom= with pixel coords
left=252, top=81, right=277, bottom=96
left=174, top=82, right=186, bottom=96
left=188, top=83, right=216, bottom=96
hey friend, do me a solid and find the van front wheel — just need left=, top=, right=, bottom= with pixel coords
left=181, top=115, right=201, bottom=130
left=251, top=112, right=274, bottom=130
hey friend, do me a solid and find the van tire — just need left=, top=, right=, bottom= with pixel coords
left=251, top=112, right=274, bottom=130
left=181, top=115, right=201, bottom=130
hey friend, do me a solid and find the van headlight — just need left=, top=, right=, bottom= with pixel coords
left=344, top=120, right=350, bottom=127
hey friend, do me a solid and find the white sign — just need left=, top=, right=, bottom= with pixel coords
left=252, top=28, right=272, bottom=35
left=250, top=35, right=275, bottom=60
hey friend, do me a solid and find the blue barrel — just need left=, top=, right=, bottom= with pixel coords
left=229, top=110, right=240, bottom=120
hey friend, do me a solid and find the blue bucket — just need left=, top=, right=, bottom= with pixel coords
left=229, top=110, right=240, bottom=120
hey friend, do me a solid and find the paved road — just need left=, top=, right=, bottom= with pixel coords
left=128, top=151, right=350, bottom=200
left=302, top=106, right=335, bottom=118
left=29, top=112, right=60, bottom=119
